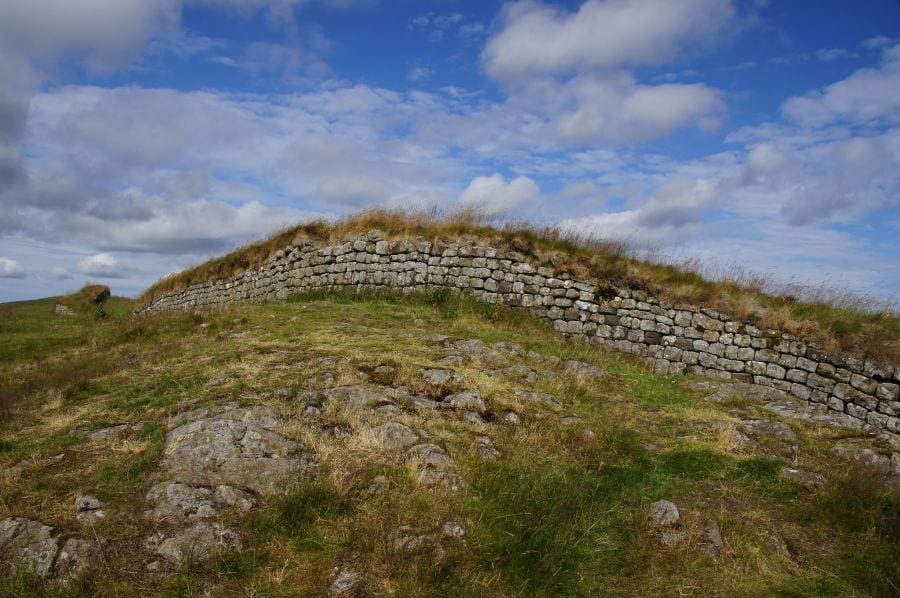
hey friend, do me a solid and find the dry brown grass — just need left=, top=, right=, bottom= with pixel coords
left=135, top=207, right=899, bottom=364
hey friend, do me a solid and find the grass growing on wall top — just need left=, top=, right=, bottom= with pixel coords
left=134, top=208, right=899, bottom=363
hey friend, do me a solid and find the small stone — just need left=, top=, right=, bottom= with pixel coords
left=514, top=390, right=563, bottom=411
left=446, top=390, right=486, bottom=414
left=563, top=360, right=608, bottom=379
left=54, top=537, right=96, bottom=583
left=699, top=517, right=724, bottom=557
left=329, top=567, right=362, bottom=596
left=493, top=341, right=525, bottom=356
left=647, top=500, right=680, bottom=528
left=303, top=405, right=322, bottom=419
left=420, top=368, right=463, bottom=386
left=372, top=422, right=419, bottom=450
left=442, top=521, right=466, bottom=541
left=154, top=522, right=241, bottom=564
left=54, top=304, right=75, bottom=316
left=419, top=469, right=468, bottom=492
left=500, top=411, right=521, bottom=426
left=406, top=444, right=453, bottom=470
left=75, top=495, right=104, bottom=526
left=779, top=467, right=827, bottom=489
left=473, top=436, right=500, bottom=460
left=87, top=424, right=129, bottom=441
left=437, top=355, right=465, bottom=367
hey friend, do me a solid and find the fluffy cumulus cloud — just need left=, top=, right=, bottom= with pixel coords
left=458, top=174, right=541, bottom=216
left=76, top=253, right=129, bottom=278
left=476, top=0, right=732, bottom=145
left=483, top=0, right=736, bottom=81
left=0, top=257, right=25, bottom=278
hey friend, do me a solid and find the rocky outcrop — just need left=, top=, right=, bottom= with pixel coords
left=136, top=232, right=899, bottom=437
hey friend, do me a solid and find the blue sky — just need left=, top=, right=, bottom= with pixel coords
left=1, top=0, right=898, bottom=304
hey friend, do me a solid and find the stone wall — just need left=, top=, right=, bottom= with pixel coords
left=137, top=231, right=900, bottom=435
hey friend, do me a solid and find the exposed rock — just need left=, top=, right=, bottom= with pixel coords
left=86, top=424, right=129, bottom=441
left=647, top=500, right=683, bottom=546
left=735, top=420, right=799, bottom=458
left=493, top=341, right=525, bottom=357
left=54, top=304, right=75, bottom=316
left=563, top=360, right=608, bottom=379
left=830, top=445, right=892, bottom=475
left=388, top=526, right=442, bottom=557
left=420, top=368, right=463, bottom=387
left=148, top=522, right=241, bottom=565
left=442, top=521, right=466, bottom=542
left=499, top=411, right=522, bottom=426
left=372, top=422, right=419, bottom=450
left=406, top=444, right=453, bottom=470
left=54, top=538, right=96, bottom=583
left=446, top=390, right=486, bottom=414
left=560, top=415, right=582, bottom=425
left=422, top=334, right=450, bottom=344
left=0, top=517, right=59, bottom=577
left=303, top=405, right=322, bottom=419
left=325, top=386, right=392, bottom=409
left=75, top=495, right=104, bottom=526
left=410, top=396, right=443, bottom=411
left=437, top=355, right=464, bottom=367
left=473, top=436, right=500, bottom=460
left=514, top=390, right=563, bottom=411
left=162, top=405, right=316, bottom=495
left=449, top=340, right=508, bottom=367
left=780, top=467, right=827, bottom=489
left=418, top=469, right=468, bottom=492
left=145, top=481, right=256, bottom=524
left=647, top=500, right=680, bottom=528
left=699, top=517, right=724, bottom=557
left=329, top=567, right=362, bottom=596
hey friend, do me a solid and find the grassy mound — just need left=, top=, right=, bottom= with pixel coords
left=136, top=209, right=899, bottom=364
left=0, top=291, right=896, bottom=595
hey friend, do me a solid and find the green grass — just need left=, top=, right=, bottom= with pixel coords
left=0, top=289, right=897, bottom=596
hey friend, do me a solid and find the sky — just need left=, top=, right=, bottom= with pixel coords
left=0, top=0, right=899, bottom=304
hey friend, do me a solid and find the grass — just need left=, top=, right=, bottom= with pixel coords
left=134, top=208, right=899, bottom=364
left=0, top=289, right=897, bottom=595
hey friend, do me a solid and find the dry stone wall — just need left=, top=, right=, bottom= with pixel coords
left=137, top=231, right=900, bottom=435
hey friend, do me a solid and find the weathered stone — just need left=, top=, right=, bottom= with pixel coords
left=0, top=517, right=59, bottom=577
left=405, top=443, right=453, bottom=470
left=150, top=522, right=241, bottom=564
left=372, top=422, right=419, bottom=450
left=325, top=385, right=391, bottom=408
left=779, top=467, right=827, bottom=489
left=162, top=406, right=316, bottom=495
left=514, top=390, right=563, bottom=411
left=54, top=537, right=96, bottom=583
left=145, top=481, right=256, bottom=523
left=329, top=567, right=362, bottom=596
left=500, top=410, right=522, bottom=426
left=829, top=445, right=891, bottom=475
left=473, top=436, right=500, bottom=460
left=420, top=368, right=464, bottom=386
left=699, top=517, right=724, bottom=557
left=738, top=420, right=799, bottom=457
left=75, top=495, right=105, bottom=526
left=563, top=360, right=608, bottom=378
left=446, top=390, right=486, bottom=414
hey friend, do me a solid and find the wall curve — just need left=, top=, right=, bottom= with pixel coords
left=137, top=231, right=900, bottom=436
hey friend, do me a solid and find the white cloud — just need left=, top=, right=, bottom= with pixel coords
left=458, top=173, right=540, bottom=216
left=482, top=0, right=736, bottom=81
left=551, top=75, right=724, bottom=143
left=0, top=257, right=25, bottom=278
left=76, top=253, right=129, bottom=278
left=0, top=0, right=179, bottom=69
left=783, top=44, right=900, bottom=127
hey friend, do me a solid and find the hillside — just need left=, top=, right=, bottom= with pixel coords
left=0, top=290, right=898, bottom=596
